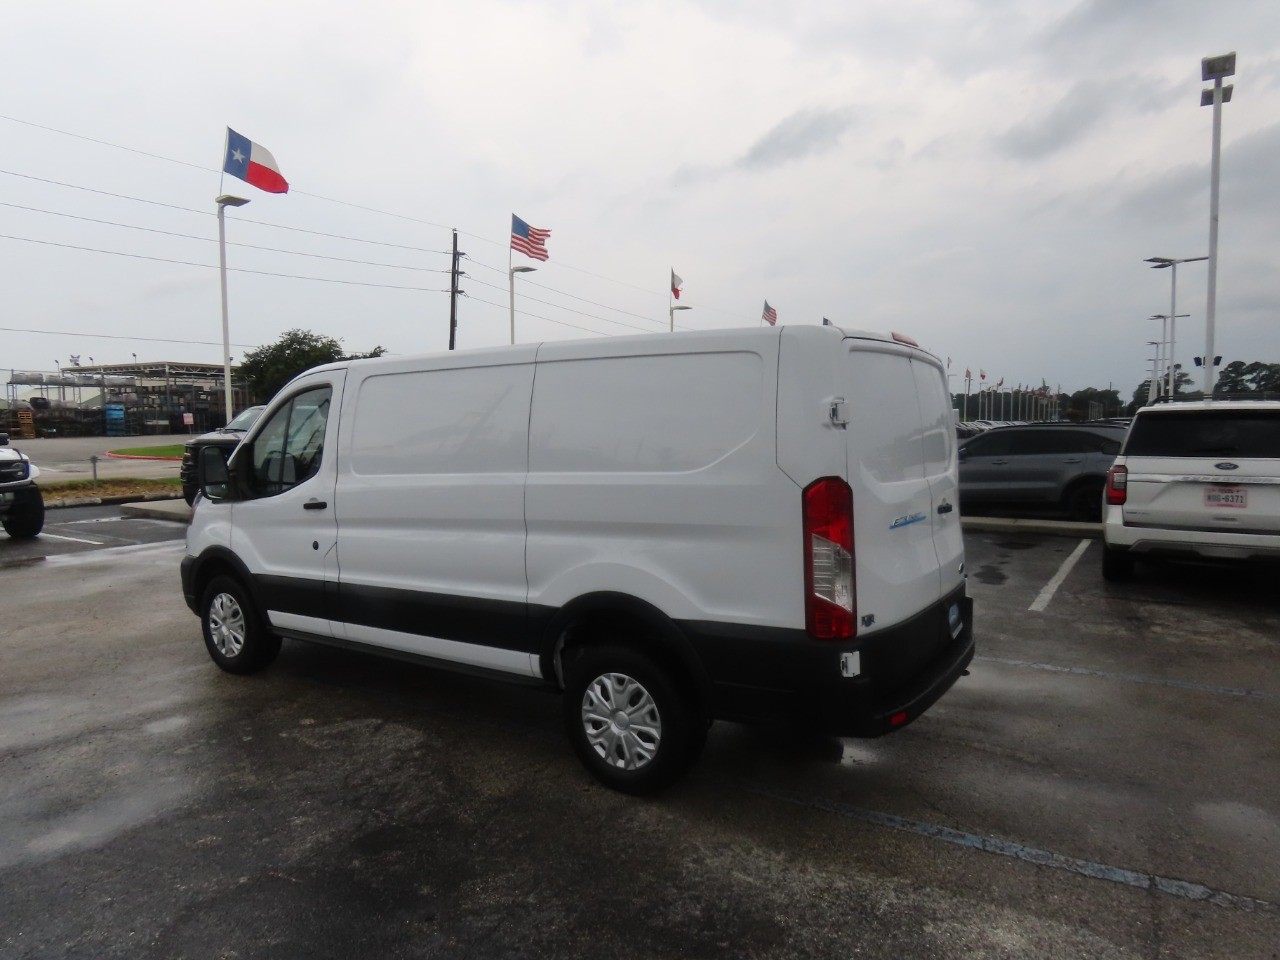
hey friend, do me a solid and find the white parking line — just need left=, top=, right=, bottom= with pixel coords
left=1029, top=539, right=1091, bottom=612
left=39, top=532, right=105, bottom=545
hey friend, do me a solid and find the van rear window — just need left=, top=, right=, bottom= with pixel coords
left=1124, top=410, right=1280, bottom=458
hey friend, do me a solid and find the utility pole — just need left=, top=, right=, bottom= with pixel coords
left=449, top=229, right=465, bottom=351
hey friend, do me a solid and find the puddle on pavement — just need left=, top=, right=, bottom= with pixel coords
left=974, top=564, right=1008, bottom=585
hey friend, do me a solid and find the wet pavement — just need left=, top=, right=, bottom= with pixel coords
left=1, top=534, right=1277, bottom=958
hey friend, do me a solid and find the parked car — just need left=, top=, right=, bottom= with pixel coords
left=182, top=326, right=975, bottom=794
left=0, top=432, right=43, bottom=539
left=1102, top=399, right=1280, bottom=580
left=958, top=422, right=1127, bottom=521
left=180, top=406, right=266, bottom=504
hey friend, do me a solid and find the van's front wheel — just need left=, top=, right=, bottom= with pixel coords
left=200, top=575, right=281, bottom=674
left=563, top=644, right=704, bottom=794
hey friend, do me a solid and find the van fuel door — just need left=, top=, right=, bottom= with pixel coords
left=828, top=397, right=849, bottom=429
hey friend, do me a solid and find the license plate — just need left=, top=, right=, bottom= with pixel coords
left=1204, top=485, right=1246, bottom=508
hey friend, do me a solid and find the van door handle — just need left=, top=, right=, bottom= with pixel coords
left=937, top=500, right=954, bottom=515
left=1062, top=457, right=1082, bottom=463
left=303, top=499, right=328, bottom=511
left=992, top=459, right=1009, bottom=465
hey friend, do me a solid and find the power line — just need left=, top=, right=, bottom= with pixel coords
left=0, top=170, right=451, bottom=253
left=0, top=325, right=255, bottom=348
left=460, top=293, right=606, bottom=338
left=465, top=275, right=657, bottom=333
left=0, top=233, right=452, bottom=292
left=0, top=201, right=448, bottom=272
left=466, top=257, right=666, bottom=327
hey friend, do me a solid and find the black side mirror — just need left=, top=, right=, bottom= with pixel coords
left=0, top=432, right=9, bottom=446
left=198, top=445, right=234, bottom=502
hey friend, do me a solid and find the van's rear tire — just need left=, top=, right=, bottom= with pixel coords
left=1, top=488, right=44, bottom=539
left=563, top=644, right=704, bottom=795
left=1102, top=545, right=1135, bottom=582
left=200, top=575, right=281, bottom=674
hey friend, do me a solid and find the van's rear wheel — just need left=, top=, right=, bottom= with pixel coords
left=563, top=644, right=704, bottom=795
left=200, top=575, right=281, bottom=674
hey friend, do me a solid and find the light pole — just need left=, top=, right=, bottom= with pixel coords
left=1146, top=344, right=1162, bottom=404
left=1147, top=318, right=1168, bottom=401
left=1145, top=255, right=1206, bottom=398
left=1150, top=313, right=1189, bottom=397
left=216, top=194, right=250, bottom=423
left=1200, top=52, right=1235, bottom=398
left=508, top=265, right=537, bottom=345
left=669, top=303, right=692, bottom=331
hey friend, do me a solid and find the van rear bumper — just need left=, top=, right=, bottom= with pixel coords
left=682, top=588, right=974, bottom=736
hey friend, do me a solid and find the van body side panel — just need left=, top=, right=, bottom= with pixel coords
left=525, top=335, right=802, bottom=629
left=332, top=352, right=538, bottom=669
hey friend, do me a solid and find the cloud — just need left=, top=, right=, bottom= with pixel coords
left=996, top=80, right=1113, bottom=160
left=736, top=107, right=856, bottom=170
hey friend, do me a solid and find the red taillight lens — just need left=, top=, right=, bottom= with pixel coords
left=1106, top=464, right=1128, bottom=505
left=803, top=477, right=855, bottom=639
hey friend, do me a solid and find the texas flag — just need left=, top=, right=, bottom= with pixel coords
left=223, top=128, right=289, bottom=194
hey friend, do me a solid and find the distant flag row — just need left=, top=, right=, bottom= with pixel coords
left=216, top=129, right=796, bottom=329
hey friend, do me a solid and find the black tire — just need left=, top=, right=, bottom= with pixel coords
left=1065, top=480, right=1105, bottom=522
left=562, top=643, right=705, bottom=795
left=1, top=487, right=45, bottom=539
left=200, top=575, right=281, bottom=674
left=1102, top=545, right=1135, bottom=582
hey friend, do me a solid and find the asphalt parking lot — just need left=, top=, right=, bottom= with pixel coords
left=1, top=531, right=1277, bottom=959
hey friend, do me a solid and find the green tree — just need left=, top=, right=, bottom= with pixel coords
left=238, top=329, right=386, bottom=402
left=1215, top=360, right=1280, bottom=394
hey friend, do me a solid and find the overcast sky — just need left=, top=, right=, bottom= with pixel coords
left=3, top=0, right=1278, bottom=400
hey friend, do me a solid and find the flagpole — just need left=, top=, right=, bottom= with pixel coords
left=508, top=244, right=515, bottom=346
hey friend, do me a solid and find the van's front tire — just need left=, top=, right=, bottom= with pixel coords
left=563, top=644, right=704, bottom=795
left=200, top=575, right=281, bottom=674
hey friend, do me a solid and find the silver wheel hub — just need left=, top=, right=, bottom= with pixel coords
left=581, top=672, right=662, bottom=770
left=208, top=592, right=246, bottom=658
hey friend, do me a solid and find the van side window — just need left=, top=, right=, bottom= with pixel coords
left=247, top=387, right=332, bottom=498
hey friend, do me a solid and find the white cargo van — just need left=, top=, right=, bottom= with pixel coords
left=182, top=325, right=973, bottom=793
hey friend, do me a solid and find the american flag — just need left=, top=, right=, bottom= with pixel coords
left=762, top=300, right=777, bottom=326
left=511, top=215, right=550, bottom=261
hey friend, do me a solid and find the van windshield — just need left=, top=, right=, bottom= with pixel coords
left=1124, top=409, right=1280, bottom=458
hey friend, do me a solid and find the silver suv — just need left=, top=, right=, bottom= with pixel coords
left=958, top=422, right=1126, bottom=521
left=0, top=432, right=44, bottom=539
left=1102, top=400, right=1280, bottom=580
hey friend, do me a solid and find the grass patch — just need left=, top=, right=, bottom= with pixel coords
left=108, top=444, right=185, bottom=459
left=38, top=477, right=183, bottom=504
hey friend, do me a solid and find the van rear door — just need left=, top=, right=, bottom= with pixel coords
left=842, top=342, right=954, bottom=631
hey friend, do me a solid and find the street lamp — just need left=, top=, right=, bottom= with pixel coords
left=1149, top=312, right=1189, bottom=397
left=1146, top=345, right=1162, bottom=405
left=508, top=265, right=537, bottom=345
left=216, top=194, right=250, bottom=423
left=669, top=304, right=692, bottom=331
left=1145, top=255, right=1206, bottom=398
left=1200, top=51, right=1235, bottom=398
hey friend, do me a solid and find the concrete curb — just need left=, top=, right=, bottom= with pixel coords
left=104, top=452, right=183, bottom=461
left=119, top=499, right=193, bottom=523
left=46, top=491, right=187, bottom=510
left=960, top=516, right=1102, bottom=539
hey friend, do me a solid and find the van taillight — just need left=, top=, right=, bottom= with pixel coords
left=1106, top=464, right=1128, bottom=505
left=803, top=477, right=855, bottom=639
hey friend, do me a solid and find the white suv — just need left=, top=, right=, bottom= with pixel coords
left=1102, top=400, right=1280, bottom=580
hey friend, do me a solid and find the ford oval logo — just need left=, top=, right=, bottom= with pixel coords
left=1215, top=462, right=1239, bottom=471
